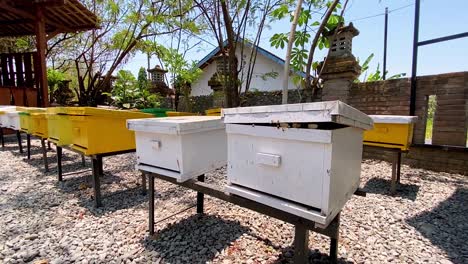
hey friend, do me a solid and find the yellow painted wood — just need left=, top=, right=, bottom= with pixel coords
left=205, top=108, right=222, bottom=116
left=64, top=107, right=151, bottom=155
left=166, top=111, right=199, bottom=117
left=30, top=113, right=48, bottom=138
left=363, top=123, right=414, bottom=151
left=46, top=107, right=72, bottom=146
left=18, top=107, right=46, bottom=133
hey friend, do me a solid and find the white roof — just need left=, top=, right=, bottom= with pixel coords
left=369, top=115, right=418, bottom=124
left=127, top=116, right=225, bottom=135
left=222, top=101, right=373, bottom=130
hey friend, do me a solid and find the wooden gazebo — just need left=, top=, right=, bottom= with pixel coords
left=0, top=0, right=98, bottom=107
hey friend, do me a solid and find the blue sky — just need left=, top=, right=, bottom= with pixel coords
left=125, top=0, right=468, bottom=79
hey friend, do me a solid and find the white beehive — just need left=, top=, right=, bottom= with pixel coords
left=0, top=106, right=17, bottom=127
left=222, top=101, right=373, bottom=227
left=5, top=111, right=21, bottom=130
left=127, top=116, right=227, bottom=182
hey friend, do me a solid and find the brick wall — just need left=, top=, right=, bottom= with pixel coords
left=349, top=72, right=468, bottom=175
left=183, top=71, right=468, bottom=174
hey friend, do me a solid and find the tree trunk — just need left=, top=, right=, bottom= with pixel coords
left=304, top=0, right=340, bottom=100
left=220, top=0, right=240, bottom=108
left=282, top=0, right=303, bottom=104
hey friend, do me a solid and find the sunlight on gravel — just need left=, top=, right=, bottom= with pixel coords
left=0, top=137, right=467, bottom=263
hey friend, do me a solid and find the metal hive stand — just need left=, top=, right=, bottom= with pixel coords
left=56, top=145, right=139, bottom=207
left=145, top=172, right=366, bottom=264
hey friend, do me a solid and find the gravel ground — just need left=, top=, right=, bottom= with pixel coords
left=0, top=136, right=467, bottom=264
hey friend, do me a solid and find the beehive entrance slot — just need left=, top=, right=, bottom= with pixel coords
left=139, top=162, right=181, bottom=174
left=229, top=183, right=322, bottom=213
left=234, top=122, right=349, bottom=130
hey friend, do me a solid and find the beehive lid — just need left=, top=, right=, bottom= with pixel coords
left=0, top=106, right=17, bottom=111
left=222, top=101, right=373, bottom=130
left=370, top=115, right=417, bottom=124
left=16, top=107, right=46, bottom=113
left=47, top=107, right=69, bottom=115
left=62, top=107, right=152, bottom=119
left=6, top=111, right=20, bottom=116
left=127, top=116, right=224, bottom=135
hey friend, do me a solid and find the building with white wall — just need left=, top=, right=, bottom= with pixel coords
left=190, top=41, right=303, bottom=97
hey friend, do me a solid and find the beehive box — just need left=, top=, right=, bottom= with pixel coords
left=127, top=116, right=227, bottom=182
left=166, top=111, right=198, bottom=117
left=0, top=106, right=18, bottom=127
left=5, top=111, right=21, bottom=130
left=140, top=108, right=172, bottom=117
left=18, top=107, right=46, bottom=133
left=205, top=108, right=222, bottom=116
left=222, top=101, right=373, bottom=227
left=46, top=107, right=73, bottom=146
left=65, top=107, right=151, bottom=155
left=30, top=113, right=49, bottom=138
left=363, top=115, right=417, bottom=151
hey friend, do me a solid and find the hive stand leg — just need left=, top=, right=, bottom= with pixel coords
left=390, top=151, right=398, bottom=194
left=0, top=128, right=4, bottom=148
left=329, top=213, right=340, bottom=264
left=396, top=151, right=402, bottom=184
left=141, top=172, right=147, bottom=195
left=26, top=134, right=31, bottom=159
left=57, top=146, right=63, bottom=181
left=149, top=174, right=155, bottom=235
left=97, top=156, right=104, bottom=177
left=81, top=155, right=86, bottom=166
left=293, top=223, right=309, bottom=264
left=41, top=138, right=49, bottom=172
left=91, top=156, right=102, bottom=207
left=16, top=131, right=23, bottom=153
left=197, top=174, right=205, bottom=214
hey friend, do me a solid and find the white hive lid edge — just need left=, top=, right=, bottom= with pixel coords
left=127, top=116, right=225, bottom=134
left=222, top=101, right=373, bottom=130
left=369, top=115, right=418, bottom=124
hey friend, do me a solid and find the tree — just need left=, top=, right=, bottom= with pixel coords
left=48, top=0, right=199, bottom=106
left=282, top=0, right=304, bottom=104
left=194, top=0, right=282, bottom=107
left=270, top=0, right=347, bottom=102
left=137, top=67, right=149, bottom=91
left=106, top=70, right=160, bottom=109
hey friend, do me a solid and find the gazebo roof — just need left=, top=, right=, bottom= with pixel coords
left=0, top=0, right=98, bottom=37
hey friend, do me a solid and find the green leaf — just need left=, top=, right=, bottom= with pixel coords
left=270, top=33, right=288, bottom=49
left=271, top=4, right=289, bottom=20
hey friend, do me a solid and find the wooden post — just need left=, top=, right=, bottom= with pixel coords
left=197, top=174, right=205, bottom=214
left=91, top=156, right=102, bottom=207
left=149, top=174, right=155, bottom=235
left=34, top=5, right=49, bottom=107
left=293, top=223, right=309, bottom=264
left=57, top=146, right=63, bottom=181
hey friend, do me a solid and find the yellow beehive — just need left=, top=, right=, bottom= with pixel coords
left=46, top=107, right=73, bottom=146
left=166, top=111, right=198, bottom=117
left=205, top=108, right=222, bottom=116
left=65, top=107, right=152, bottom=155
left=363, top=115, right=417, bottom=151
left=18, top=107, right=46, bottom=133
left=30, top=113, right=49, bottom=138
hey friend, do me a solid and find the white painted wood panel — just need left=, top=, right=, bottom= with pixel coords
left=6, top=112, right=20, bottom=130
left=128, top=116, right=227, bottom=182
left=223, top=101, right=370, bottom=227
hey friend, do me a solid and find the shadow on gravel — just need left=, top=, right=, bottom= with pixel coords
left=142, top=214, right=248, bottom=263
left=406, top=187, right=468, bottom=264
left=362, top=178, right=420, bottom=201
left=54, top=171, right=147, bottom=214
left=272, top=246, right=352, bottom=264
